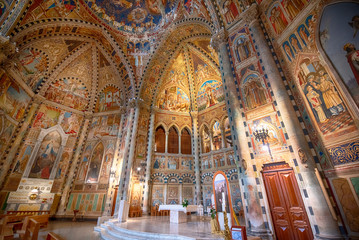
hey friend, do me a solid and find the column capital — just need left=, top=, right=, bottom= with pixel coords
left=210, top=28, right=228, bottom=52
left=0, top=35, right=16, bottom=68
left=190, top=111, right=198, bottom=119
left=242, top=4, right=259, bottom=26
left=128, top=97, right=143, bottom=109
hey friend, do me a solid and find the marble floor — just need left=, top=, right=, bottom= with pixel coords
left=115, top=216, right=224, bottom=239
left=37, top=219, right=101, bottom=240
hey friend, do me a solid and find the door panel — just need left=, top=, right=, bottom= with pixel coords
left=262, top=164, right=313, bottom=240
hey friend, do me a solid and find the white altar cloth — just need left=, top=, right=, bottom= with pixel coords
left=158, top=205, right=200, bottom=223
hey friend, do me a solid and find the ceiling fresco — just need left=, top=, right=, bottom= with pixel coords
left=83, top=0, right=180, bottom=34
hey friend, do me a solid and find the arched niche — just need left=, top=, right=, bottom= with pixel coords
left=233, top=34, right=252, bottom=63
left=85, top=142, right=105, bottom=183
left=181, top=127, right=192, bottom=154
left=155, top=125, right=166, bottom=153
left=23, top=124, right=69, bottom=180
left=201, top=125, right=211, bottom=153
left=212, top=121, right=222, bottom=151
left=168, top=126, right=179, bottom=154
left=241, top=73, right=268, bottom=110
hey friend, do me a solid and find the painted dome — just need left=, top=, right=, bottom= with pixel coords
left=84, top=0, right=179, bottom=34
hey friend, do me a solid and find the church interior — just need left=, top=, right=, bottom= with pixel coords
left=0, top=0, right=358, bottom=239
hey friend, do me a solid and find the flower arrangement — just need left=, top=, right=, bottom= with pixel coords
left=182, top=199, right=189, bottom=207
left=210, top=206, right=217, bottom=219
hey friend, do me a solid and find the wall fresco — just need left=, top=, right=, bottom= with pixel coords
left=95, top=86, right=122, bottom=112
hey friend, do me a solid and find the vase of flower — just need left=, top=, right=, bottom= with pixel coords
left=182, top=199, right=189, bottom=208
left=210, top=206, right=220, bottom=234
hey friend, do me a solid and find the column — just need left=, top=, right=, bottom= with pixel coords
left=245, top=4, right=342, bottom=238
left=221, top=127, right=226, bottom=149
left=122, top=103, right=140, bottom=201
left=165, top=131, right=169, bottom=153
left=164, top=184, right=168, bottom=204
left=190, top=112, right=201, bottom=205
left=212, top=28, right=269, bottom=237
left=143, top=111, right=155, bottom=214
left=57, top=115, right=91, bottom=215
left=102, top=112, right=125, bottom=216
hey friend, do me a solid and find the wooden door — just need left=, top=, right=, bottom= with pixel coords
left=262, top=162, right=313, bottom=240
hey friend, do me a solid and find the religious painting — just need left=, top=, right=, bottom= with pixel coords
left=167, top=186, right=179, bottom=204
left=0, top=73, right=31, bottom=121
left=201, top=126, right=211, bottom=153
left=319, top=2, right=359, bottom=104
left=241, top=74, right=268, bottom=110
left=55, top=152, right=70, bottom=180
left=283, top=41, right=294, bottom=62
left=281, top=0, right=304, bottom=20
left=224, top=117, right=232, bottom=147
left=203, top=185, right=213, bottom=210
left=230, top=182, right=242, bottom=214
left=45, top=78, right=88, bottom=111
left=167, top=157, right=178, bottom=170
left=227, top=152, right=235, bottom=166
left=99, top=143, right=115, bottom=182
left=213, top=172, right=230, bottom=213
left=152, top=185, right=164, bottom=206
left=84, top=0, right=177, bottom=33
left=234, top=35, right=252, bottom=63
left=33, top=105, right=61, bottom=129
left=183, top=186, right=193, bottom=204
left=0, top=119, right=16, bottom=159
left=17, top=48, right=48, bottom=91
left=201, top=156, right=211, bottom=169
left=0, top=1, right=7, bottom=20
left=29, top=131, right=62, bottom=179
left=297, top=60, right=354, bottom=134
left=297, top=24, right=310, bottom=47
left=153, top=155, right=166, bottom=169
left=181, top=158, right=192, bottom=170
left=86, top=142, right=104, bottom=183
left=136, top=135, right=147, bottom=159
left=88, top=114, right=120, bottom=138
left=252, top=116, right=283, bottom=154
left=95, top=86, right=122, bottom=112
left=183, top=0, right=209, bottom=19
left=13, top=145, right=32, bottom=174
left=60, top=112, right=82, bottom=135
left=157, top=86, right=190, bottom=112
left=268, top=3, right=288, bottom=34
left=197, top=80, right=224, bottom=111
left=221, top=0, right=239, bottom=25
left=212, top=121, right=222, bottom=150
left=289, top=34, right=302, bottom=55
left=77, top=144, right=92, bottom=181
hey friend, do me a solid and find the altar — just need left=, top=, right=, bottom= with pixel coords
left=158, top=205, right=202, bottom=224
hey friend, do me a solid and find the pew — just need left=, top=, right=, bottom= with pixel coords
left=17, top=214, right=49, bottom=239
left=22, top=218, right=41, bottom=240
left=0, top=214, right=31, bottom=240
left=46, top=232, right=65, bottom=240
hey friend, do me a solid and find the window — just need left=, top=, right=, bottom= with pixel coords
left=168, top=127, right=179, bottom=154
left=181, top=128, right=192, bottom=154
left=155, top=126, right=166, bottom=153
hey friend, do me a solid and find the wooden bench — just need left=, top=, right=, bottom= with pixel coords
left=150, top=205, right=159, bottom=216
left=129, top=206, right=142, bottom=218
left=22, top=218, right=41, bottom=240
left=46, top=232, right=65, bottom=240
left=0, top=214, right=32, bottom=240
left=17, top=214, right=49, bottom=239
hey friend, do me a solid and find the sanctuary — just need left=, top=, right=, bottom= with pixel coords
left=0, top=0, right=358, bottom=239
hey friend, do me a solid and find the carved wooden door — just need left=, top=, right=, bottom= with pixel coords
left=262, top=162, right=313, bottom=240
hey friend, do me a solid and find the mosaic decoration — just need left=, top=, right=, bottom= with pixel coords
left=233, top=35, right=252, bottom=63
left=86, top=142, right=104, bottom=183
left=66, top=193, right=106, bottom=213
left=157, top=86, right=190, bottom=112
left=241, top=73, right=268, bottom=110
left=29, top=131, right=62, bottom=179
left=45, top=78, right=88, bottom=111
left=88, top=114, right=121, bottom=138
left=319, top=2, right=359, bottom=104
left=84, top=0, right=179, bottom=34
left=0, top=72, right=31, bottom=121
left=17, top=48, right=48, bottom=91
left=267, top=2, right=288, bottom=34
left=328, top=141, right=359, bottom=166
left=197, top=80, right=224, bottom=111
left=298, top=60, right=354, bottom=134
left=95, top=86, right=122, bottom=112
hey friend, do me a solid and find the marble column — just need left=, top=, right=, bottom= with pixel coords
left=212, top=28, right=269, bottom=237
left=143, top=111, right=155, bottom=214
left=102, top=112, right=125, bottom=216
left=165, top=131, right=169, bottom=153
left=190, top=112, right=201, bottom=205
left=122, top=104, right=140, bottom=201
left=245, top=5, right=342, bottom=239
left=57, top=115, right=91, bottom=215
left=164, top=184, right=168, bottom=204
left=114, top=109, right=134, bottom=215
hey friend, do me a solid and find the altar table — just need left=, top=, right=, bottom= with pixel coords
left=158, top=205, right=201, bottom=223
